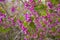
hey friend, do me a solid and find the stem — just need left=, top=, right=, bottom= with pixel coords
left=13, top=30, right=23, bottom=40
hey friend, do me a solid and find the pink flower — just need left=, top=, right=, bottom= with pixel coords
left=24, top=2, right=30, bottom=9
left=0, top=13, right=6, bottom=22
left=47, top=2, right=53, bottom=9
left=31, top=33, right=37, bottom=38
left=24, top=13, right=32, bottom=23
left=11, top=6, right=16, bottom=12
left=17, top=19, right=28, bottom=34
left=57, top=28, right=60, bottom=33
left=34, top=18, right=42, bottom=28
left=38, top=0, right=41, bottom=3
left=29, top=0, right=34, bottom=3
left=29, top=6, right=34, bottom=11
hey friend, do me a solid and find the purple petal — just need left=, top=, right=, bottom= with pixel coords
left=0, top=0, right=5, bottom=2
left=47, top=2, right=53, bottom=8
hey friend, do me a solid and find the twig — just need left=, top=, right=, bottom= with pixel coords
left=13, top=30, right=23, bottom=40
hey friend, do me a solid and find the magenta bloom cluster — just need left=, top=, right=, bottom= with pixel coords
left=0, top=0, right=60, bottom=40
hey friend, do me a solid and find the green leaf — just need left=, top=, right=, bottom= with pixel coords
left=34, top=0, right=38, bottom=2
left=1, top=9, right=6, bottom=13
left=28, top=22, right=36, bottom=31
left=31, top=16, right=34, bottom=21
left=28, top=27, right=35, bottom=34
left=0, top=27, right=11, bottom=33
left=0, top=9, right=6, bottom=13
left=34, top=4, right=47, bottom=16
left=29, top=22, right=36, bottom=29
left=40, top=10, right=47, bottom=16
left=14, top=17, right=17, bottom=22
left=55, top=35, right=60, bottom=39
left=19, top=16, right=24, bottom=21
left=51, top=27, right=56, bottom=32
left=49, top=9, right=53, bottom=13
left=34, top=4, right=47, bottom=11
left=51, top=0, right=59, bottom=5
left=58, top=18, right=60, bottom=22
left=23, top=21, right=28, bottom=27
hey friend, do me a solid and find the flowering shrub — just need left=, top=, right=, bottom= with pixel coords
left=0, top=0, right=60, bottom=40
